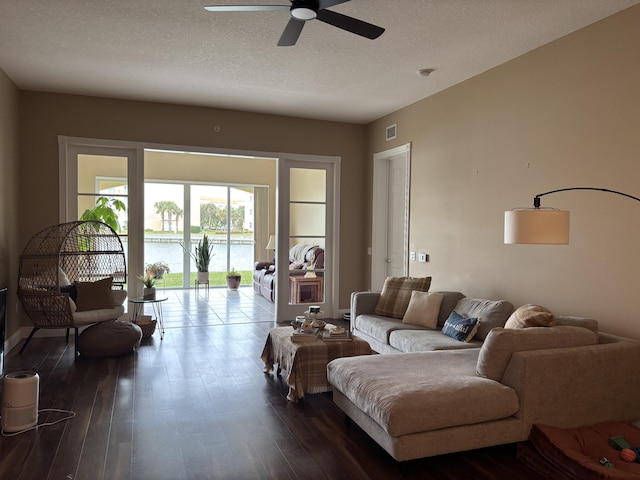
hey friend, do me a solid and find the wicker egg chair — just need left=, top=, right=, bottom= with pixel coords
left=17, top=220, right=127, bottom=356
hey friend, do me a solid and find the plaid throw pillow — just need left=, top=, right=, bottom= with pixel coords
left=374, top=276, right=432, bottom=319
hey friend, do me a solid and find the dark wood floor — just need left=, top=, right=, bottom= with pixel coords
left=0, top=288, right=541, bottom=479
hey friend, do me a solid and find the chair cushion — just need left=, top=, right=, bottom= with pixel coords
left=74, top=277, right=114, bottom=311
left=78, top=319, right=142, bottom=357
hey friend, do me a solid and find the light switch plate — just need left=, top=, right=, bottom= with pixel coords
left=410, top=252, right=416, bottom=261
left=418, top=253, right=427, bottom=262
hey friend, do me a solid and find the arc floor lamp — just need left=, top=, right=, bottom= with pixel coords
left=504, top=187, right=640, bottom=245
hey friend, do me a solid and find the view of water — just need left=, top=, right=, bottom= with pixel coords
left=121, top=239, right=255, bottom=273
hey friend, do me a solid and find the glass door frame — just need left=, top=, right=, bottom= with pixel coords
left=60, top=137, right=341, bottom=316
left=59, top=136, right=144, bottom=295
left=276, top=154, right=340, bottom=321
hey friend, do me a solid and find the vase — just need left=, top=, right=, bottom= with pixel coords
left=227, top=275, right=241, bottom=290
left=197, top=271, right=209, bottom=284
left=143, top=287, right=156, bottom=300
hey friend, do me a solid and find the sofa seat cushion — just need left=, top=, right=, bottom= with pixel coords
left=454, top=298, right=514, bottom=341
left=354, top=314, right=430, bottom=344
left=389, top=329, right=482, bottom=352
left=327, top=350, right=519, bottom=437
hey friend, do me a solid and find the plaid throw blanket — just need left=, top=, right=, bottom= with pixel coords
left=261, top=326, right=371, bottom=401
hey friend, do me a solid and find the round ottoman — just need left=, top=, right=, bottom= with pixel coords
left=78, top=320, right=143, bottom=357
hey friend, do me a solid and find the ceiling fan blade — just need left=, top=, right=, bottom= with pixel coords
left=318, top=0, right=350, bottom=9
left=278, top=18, right=305, bottom=46
left=204, top=5, right=289, bottom=12
left=316, top=9, right=384, bottom=40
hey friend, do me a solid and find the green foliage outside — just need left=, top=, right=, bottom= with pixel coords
left=200, top=203, right=245, bottom=231
left=153, top=200, right=183, bottom=233
left=80, top=196, right=126, bottom=232
left=146, top=270, right=252, bottom=288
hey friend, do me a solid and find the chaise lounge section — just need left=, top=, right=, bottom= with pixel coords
left=328, top=279, right=640, bottom=461
left=329, top=323, right=640, bottom=461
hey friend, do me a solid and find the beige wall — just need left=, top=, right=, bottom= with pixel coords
left=367, top=5, right=640, bottom=339
left=0, top=68, right=19, bottom=338
left=8, top=5, right=640, bottom=341
left=15, top=93, right=367, bottom=336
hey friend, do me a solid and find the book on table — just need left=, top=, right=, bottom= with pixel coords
left=322, top=329, right=352, bottom=342
left=291, top=328, right=320, bottom=342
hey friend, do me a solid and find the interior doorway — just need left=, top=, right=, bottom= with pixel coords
left=371, top=143, right=411, bottom=291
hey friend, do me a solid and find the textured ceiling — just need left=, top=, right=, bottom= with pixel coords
left=1, top=1, right=638, bottom=124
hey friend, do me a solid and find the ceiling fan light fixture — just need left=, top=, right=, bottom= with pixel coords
left=291, top=7, right=317, bottom=20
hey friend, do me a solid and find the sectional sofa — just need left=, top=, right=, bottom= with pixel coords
left=327, top=287, right=640, bottom=462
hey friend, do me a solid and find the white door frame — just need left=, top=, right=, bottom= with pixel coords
left=276, top=154, right=341, bottom=321
left=371, top=143, right=411, bottom=291
left=60, top=137, right=341, bottom=314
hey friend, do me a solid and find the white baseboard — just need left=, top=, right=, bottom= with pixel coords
left=5, top=326, right=78, bottom=355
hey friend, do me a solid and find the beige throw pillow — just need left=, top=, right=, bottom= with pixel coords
left=402, top=291, right=444, bottom=329
left=74, top=277, right=114, bottom=312
left=504, top=304, right=555, bottom=329
left=374, top=276, right=432, bottom=319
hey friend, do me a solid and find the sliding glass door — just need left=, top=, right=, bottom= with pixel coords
left=142, top=182, right=255, bottom=288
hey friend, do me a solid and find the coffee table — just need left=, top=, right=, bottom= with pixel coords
left=261, top=325, right=371, bottom=401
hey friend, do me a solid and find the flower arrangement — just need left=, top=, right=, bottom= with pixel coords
left=137, top=274, right=157, bottom=289
left=145, top=261, right=170, bottom=278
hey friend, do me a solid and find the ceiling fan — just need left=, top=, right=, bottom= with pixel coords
left=204, top=0, right=385, bottom=46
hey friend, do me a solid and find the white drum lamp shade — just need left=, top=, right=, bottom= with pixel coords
left=504, top=209, right=570, bottom=245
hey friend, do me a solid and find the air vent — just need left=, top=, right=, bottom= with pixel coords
left=386, top=124, right=397, bottom=141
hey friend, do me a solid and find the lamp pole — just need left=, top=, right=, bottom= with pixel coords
left=533, top=187, right=640, bottom=208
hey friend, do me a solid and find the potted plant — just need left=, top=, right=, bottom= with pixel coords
left=145, top=261, right=170, bottom=279
left=80, top=196, right=126, bottom=232
left=226, top=268, right=241, bottom=290
left=183, top=234, right=214, bottom=283
left=138, top=274, right=157, bottom=300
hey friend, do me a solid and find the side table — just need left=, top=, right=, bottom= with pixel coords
left=289, top=275, right=323, bottom=304
left=129, top=297, right=167, bottom=339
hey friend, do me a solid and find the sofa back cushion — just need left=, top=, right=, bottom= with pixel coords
left=555, top=315, right=599, bottom=334
left=435, top=291, right=466, bottom=327
left=454, top=298, right=514, bottom=341
left=476, top=326, right=598, bottom=381
left=374, top=276, right=432, bottom=319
